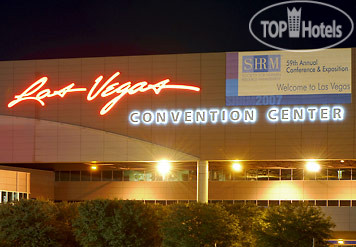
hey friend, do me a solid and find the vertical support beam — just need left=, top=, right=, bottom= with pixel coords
left=197, top=160, right=209, bottom=203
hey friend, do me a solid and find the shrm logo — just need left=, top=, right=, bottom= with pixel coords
left=249, top=1, right=354, bottom=51
left=242, top=55, right=281, bottom=73
left=261, top=7, right=342, bottom=39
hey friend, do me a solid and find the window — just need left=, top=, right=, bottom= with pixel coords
left=292, top=169, right=303, bottom=180
left=234, top=200, right=245, bottom=205
left=257, top=200, right=268, bottom=206
left=340, top=200, right=350, bottom=207
left=8, top=192, right=13, bottom=202
left=91, top=171, right=101, bottom=181
left=233, top=170, right=245, bottom=180
left=2, top=192, right=7, bottom=203
left=124, top=170, right=144, bottom=181
left=306, top=200, right=315, bottom=206
left=280, top=200, right=291, bottom=205
left=113, top=170, right=123, bottom=181
left=60, top=171, right=70, bottom=181
left=55, top=171, right=60, bottom=181
left=145, top=171, right=155, bottom=181
left=189, top=170, right=197, bottom=181
left=328, top=169, right=338, bottom=180
left=269, top=200, right=279, bottom=206
left=102, top=171, right=113, bottom=181
left=179, top=170, right=189, bottom=181
left=316, top=200, right=327, bottom=206
left=247, top=169, right=257, bottom=181
left=246, top=200, right=257, bottom=205
left=257, top=169, right=268, bottom=180
left=268, top=169, right=280, bottom=180
left=316, top=169, right=327, bottom=180
left=328, top=200, right=339, bottom=206
left=281, top=169, right=291, bottom=180
left=210, top=170, right=226, bottom=181
left=223, top=170, right=233, bottom=181
left=81, top=171, right=91, bottom=181
left=339, top=169, right=351, bottom=180
left=304, top=170, right=315, bottom=180
left=71, top=171, right=80, bottom=181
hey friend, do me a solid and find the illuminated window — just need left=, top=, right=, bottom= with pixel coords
left=257, top=169, right=268, bottom=180
left=145, top=171, right=155, bottom=181
left=1, top=191, right=6, bottom=203
left=123, top=170, right=145, bottom=181
left=189, top=170, right=197, bottom=181
left=268, top=169, right=280, bottom=180
left=247, top=169, right=257, bottom=181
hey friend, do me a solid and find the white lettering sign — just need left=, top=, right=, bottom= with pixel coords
left=128, top=106, right=345, bottom=125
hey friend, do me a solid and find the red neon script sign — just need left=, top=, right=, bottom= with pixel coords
left=8, top=72, right=200, bottom=115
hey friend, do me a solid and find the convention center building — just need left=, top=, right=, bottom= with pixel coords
left=0, top=47, right=355, bottom=243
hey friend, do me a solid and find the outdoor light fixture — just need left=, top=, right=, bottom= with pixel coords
left=91, top=165, right=97, bottom=170
left=232, top=162, right=243, bottom=172
left=340, top=160, right=345, bottom=163
left=306, top=161, right=321, bottom=172
left=338, top=240, right=344, bottom=244
left=157, top=160, right=171, bottom=177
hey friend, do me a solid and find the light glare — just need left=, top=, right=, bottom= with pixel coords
left=232, top=162, right=243, bottom=172
left=306, top=161, right=320, bottom=172
left=91, top=166, right=97, bottom=170
left=157, top=160, right=171, bottom=176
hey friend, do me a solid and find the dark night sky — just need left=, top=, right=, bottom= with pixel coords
left=0, top=0, right=355, bottom=61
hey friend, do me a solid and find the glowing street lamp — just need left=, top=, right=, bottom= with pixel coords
left=157, top=160, right=171, bottom=179
left=306, top=161, right=321, bottom=172
left=232, top=162, right=243, bottom=172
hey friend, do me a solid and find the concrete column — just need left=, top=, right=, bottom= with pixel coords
left=197, top=160, right=209, bottom=203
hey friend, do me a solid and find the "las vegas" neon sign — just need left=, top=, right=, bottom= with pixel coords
left=8, top=72, right=201, bottom=115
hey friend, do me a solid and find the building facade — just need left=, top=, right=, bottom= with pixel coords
left=0, top=48, right=355, bottom=241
